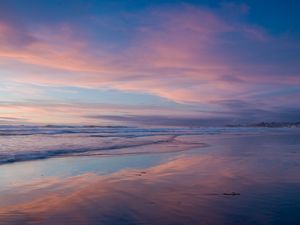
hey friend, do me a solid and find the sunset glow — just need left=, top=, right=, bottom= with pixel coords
left=1, top=1, right=299, bottom=125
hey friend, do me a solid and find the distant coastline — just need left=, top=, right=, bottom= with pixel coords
left=226, top=122, right=300, bottom=128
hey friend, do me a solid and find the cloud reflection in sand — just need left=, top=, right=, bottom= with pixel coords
left=0, top=131, right=299, bottom=225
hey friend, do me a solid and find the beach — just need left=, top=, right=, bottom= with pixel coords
left=1, top=1, right=300, bottom=224
left=0, top=127, right=299, bottom=225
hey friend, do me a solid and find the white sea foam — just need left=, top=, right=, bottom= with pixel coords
left=0, top=125, right=274, bottom=164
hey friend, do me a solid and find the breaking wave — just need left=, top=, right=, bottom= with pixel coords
left=0, top=125, right=267, bottom=165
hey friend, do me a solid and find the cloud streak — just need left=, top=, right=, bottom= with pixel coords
left=0, top=2, right=299, bottom=124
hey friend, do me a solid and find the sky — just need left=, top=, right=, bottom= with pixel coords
left=0, top=0, right=299, bottom=126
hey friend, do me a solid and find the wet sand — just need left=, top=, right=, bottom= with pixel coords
left=0, top=130, right=300, bottom=225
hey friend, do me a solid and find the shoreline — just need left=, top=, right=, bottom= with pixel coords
left=0, top=130, right=299, bottom=225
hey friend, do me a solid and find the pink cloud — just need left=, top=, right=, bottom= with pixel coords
left=0, top=5, right=298, bottom=109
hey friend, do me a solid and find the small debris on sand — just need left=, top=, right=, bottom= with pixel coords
left=223, top=192, right=240, bottom=196
left=136, top=171, right=147, bottom=176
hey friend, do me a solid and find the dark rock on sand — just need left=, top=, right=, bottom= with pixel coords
left=223, top=192, right=240, bottom=196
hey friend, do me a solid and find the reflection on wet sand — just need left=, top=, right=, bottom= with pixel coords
left=0, top=131, right=300, bottom=225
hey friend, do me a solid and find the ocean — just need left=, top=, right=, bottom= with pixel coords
left=0, top=126, right=299, bottom=225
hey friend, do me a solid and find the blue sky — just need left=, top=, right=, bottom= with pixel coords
left=0, top=0, right=299, bottom=125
